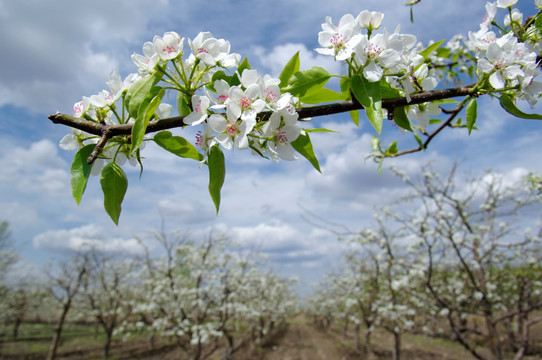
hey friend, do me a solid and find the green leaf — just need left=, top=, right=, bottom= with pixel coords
left=393, top=107, right=412, bottom=132
left=177, top=92, right=191, bottom=117
left=154, top=131, right=203, bottom=161
left=466, top=98, right=477, bottom=135
left=207, top=145, right=226, bottom=213
left=211, top=70, right=233, bottom=88
left=340, top=77, right=351, bottom=98
left=380, top=81, right=402, bottom=99
left=291, top=132, right=321, bottom=172
left=386, top=141, right=398, bottom=155
left=100, top=163, right=128, bottom=225
left=499, top=94, right=542, bottom=120
left=300, top=87, right=346, bottom=104
left=303, top=128, right=338, bottom=133
left=351, top=75, right=383, bottom=134
left=350, top=110, right=360, bottom=126
left=279, top=51, right=300, bottom=89
left=71, top=144, right=95, bottom=205
left=419, top=39, right=446, bottom=60
left=536, top=14, right=542, bottom=31
left=436, top=47, right=451, bottom=59
left=132, top=87, right=164, bottom=153
left=125, top=71, right=162, bottom=118
left=284, top=67, right=331, bottom=97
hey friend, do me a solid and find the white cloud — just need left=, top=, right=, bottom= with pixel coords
left=33, top=224, right=143, bottom=254
left=0, top=139, right=69, bottom=196
left=0, top=0, right=168, bottom=112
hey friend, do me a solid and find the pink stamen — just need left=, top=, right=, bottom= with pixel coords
left=73, top=102, right=83, bottom=116
left=276, top=127, right=288, bottom=143
left=195, top=131, right=204, bottom=148
left=163, top=46, right=176, bottom=54
left=226, top=122, right=238, bottom=136
left=364, top=43, right=382, bottom=58
left=240, top=96, right=253, bottom=109
left=265, top=89, right=278, bottom=102
left=330, top=34, right=346, bottom=47
left=217, top=95, right=228, bottom=104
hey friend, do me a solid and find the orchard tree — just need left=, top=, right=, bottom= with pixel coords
left=307, top=164, right=542, bottom=360
left=0, top=221, right=17, bottom=283
left=80, top=251, right=137, bottom=359
left=394, top=165, right=542, bottom=360
left=119, top=232, right=297, bottom=360
left=45, top=252, right=90, bottom=360
left=47, top=1, right=542, bottom=223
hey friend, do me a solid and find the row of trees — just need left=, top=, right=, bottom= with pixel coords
left=306, top=166, right=542, bottom=360
left=0, top=229, right=298, bottom=360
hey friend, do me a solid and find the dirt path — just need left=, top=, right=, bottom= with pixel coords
left=260, top=316, right=355, bottom=360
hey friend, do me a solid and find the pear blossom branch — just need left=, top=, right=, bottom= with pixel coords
left=49, top=83, right=476, bottom=137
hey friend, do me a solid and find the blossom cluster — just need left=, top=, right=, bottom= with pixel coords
left=315, top=10, right=439, bottom=128
left=469, top=1, right=542, bottom=106
left=190, top=69, right=302, bottom=162
left=60, top=30, right=303, bottom=173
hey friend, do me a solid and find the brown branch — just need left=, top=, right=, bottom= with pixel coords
left=49, top=84, right=476, bottom=138
left=88, top=133, right=109, bottom=164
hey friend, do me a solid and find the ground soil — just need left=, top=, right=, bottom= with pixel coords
left=3, top=316, right=542, bottom=359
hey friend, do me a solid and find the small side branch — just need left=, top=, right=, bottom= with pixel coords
left=88, top=133, right=109, bottom=164
left=387, top=101, right=467, bottom=158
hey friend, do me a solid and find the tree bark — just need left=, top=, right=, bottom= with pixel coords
left=46, top=302, right=71, bottom=360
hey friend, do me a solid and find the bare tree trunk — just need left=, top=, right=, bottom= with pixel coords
left=354, top=323, right=360, bottom=350
left=103, top=329, right=113, bottom=359
left=485, top=314, right=503, bottom=360
left=12, top=317, right=21, bottom=339
left=46, top=302, right=71, bottom=360
left=365, top=328, right=373, bottom=357
left=393, top=331, right=401, bottom=360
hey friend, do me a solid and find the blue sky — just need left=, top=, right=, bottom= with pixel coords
left=1, top=0, right=541, bottom=295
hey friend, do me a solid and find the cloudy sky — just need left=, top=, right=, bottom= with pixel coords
left=0, top=0, right=540, bottom=295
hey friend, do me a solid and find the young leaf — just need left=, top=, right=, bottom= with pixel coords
left=71, top=144, right=95, bottom=205
left=466, top=98, right=477, bottom=134
left=284, top=67, right=331, bottom=97
left=291, top=132, right=321, bottom=172
left=380, top=80, right=402, bottom=99
left=351, top=74, right=383, bottom=134
left=278, top=51, right=300, bottom=89
left=207, top=145, right=226, bottom=213
left=132, top=87, right=164, bottom=153
left=211, top=70, right=233, bottom=88
left=100, top=163, right=128, bottom=225
left=386, top=141, right=398, bottom=155
left=350, top=110, right=360, bottom=126
left=499, top=94, right=542, bottom=120
left=393, top=107, right=412, bottom=132
left=419, top=39, right=446, bottom=60
left=303, top=128, right=338, bottom=133
left=300, top=87, right=346, bottom=104
left=154, top=131, right=203, bottom=161
left=125, top=71, right=162, bottom=118
left=340, top=77, right=351, bottom=98
left=176, top=92, right=191, bottom=117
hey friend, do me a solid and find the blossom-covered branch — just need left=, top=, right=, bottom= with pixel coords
left=49, top=0, right=542, bottom=224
